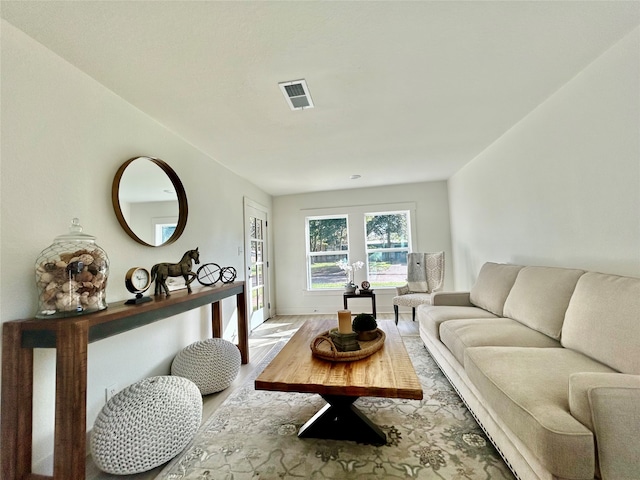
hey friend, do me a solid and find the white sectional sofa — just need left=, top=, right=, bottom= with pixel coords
left=418, top=262, right=640, bottom=480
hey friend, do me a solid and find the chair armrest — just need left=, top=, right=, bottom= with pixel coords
left=430, top=291, right=472, bottom=306
left=395, top=284, right=410, bottom=295
left=588, top=377, right=640, bottom=480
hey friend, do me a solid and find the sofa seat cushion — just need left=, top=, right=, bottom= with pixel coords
left=503, top=266, right=585, bottom=339
left=464, top=347, right=616, bottom=480
left=418, top=305, right=497, bottom=340
left=440, top=318, right=560, bottom=366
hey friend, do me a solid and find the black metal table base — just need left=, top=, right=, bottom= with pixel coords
left=298, top=395, right=387, bottom=445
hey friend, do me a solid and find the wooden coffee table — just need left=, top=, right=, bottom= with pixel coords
left=255, top=318, right=423, bottom=445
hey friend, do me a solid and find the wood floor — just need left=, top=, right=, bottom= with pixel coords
left=86, top=312, right=419, bottom=480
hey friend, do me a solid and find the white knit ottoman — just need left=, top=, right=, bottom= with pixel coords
left=171, top=337, right=241, bottom=395
left=90, top=375, right=202, bottom=475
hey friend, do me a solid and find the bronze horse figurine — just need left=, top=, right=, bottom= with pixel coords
left=151, top=248, right=200, bottom=296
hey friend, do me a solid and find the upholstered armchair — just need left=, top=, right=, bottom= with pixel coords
left=392, top=252, right=445, bottom=324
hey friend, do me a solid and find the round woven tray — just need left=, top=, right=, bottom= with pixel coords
left=310, top=328, right=386, bottom=362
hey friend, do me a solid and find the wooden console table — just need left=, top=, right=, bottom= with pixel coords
left=1, top=281, right=246, bottom=480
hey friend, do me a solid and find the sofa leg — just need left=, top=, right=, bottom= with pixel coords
left=393, top=305, right=399, bottom=325
left=412, top=307, right=416, bottom=322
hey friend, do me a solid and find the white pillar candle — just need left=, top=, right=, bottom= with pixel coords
left=337, top=310, right=352, bottom=334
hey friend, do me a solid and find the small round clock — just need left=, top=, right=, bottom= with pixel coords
left=124, top=267, right=152, bottom=304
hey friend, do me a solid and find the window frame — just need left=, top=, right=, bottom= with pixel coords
left=364, top=210, right=412, bottom=288
left=305, top=214, right=350, bottom=290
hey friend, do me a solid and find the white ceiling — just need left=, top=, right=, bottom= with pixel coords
left=2, top=1, right=639, bottom=196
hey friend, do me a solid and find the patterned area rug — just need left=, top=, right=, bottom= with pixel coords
left=156, top=336, right=515, bottom=480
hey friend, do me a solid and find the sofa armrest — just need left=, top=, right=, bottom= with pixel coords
left=430, top=291, right=472, bottom=307
left=569, top=373, right=640, bottom=430
left=589, top=382, right=640, bottom=480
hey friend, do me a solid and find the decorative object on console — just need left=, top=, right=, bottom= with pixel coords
left=151, top=248, right=200, bottom=296
left=124, top=267, right=152, bottom=304
left=35, top=218, right=109, bottom=319
left=196, top=262, right=222, bottom=286
left=220, top=266, right=237, bottom=283
left=352, top=313, right=378, bottom=341
left=360, top=280, right=372, bottom=293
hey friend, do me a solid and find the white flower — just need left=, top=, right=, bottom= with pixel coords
left=336, top=260, right=364, bottom=284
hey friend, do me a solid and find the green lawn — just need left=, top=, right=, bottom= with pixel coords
left=310, top=261, right=402, bottom=289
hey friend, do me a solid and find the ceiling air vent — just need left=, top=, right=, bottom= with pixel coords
left=279, top=79, right=314, bottom=110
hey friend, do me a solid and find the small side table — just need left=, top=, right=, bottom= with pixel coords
left=343, top=291, right=377, bottom=318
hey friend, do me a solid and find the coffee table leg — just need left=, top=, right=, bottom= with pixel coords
left=298, top=395, right=386, bottom=445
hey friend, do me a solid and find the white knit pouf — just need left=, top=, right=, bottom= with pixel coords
left=90, top=375, right=202, bottom=475
left=171, top=338, right=241, bottom=395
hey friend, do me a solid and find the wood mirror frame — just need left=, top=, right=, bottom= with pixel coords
left=112, top=156, right=188, bottom=247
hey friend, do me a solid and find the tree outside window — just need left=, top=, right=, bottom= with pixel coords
left=365, top=211, right=410, bottom=287
left=306, top=216, right=349, bottom=289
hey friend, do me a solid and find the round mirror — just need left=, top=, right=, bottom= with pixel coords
left=112, top=156, right=188, bottom=247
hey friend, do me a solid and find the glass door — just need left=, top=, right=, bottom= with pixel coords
left=245, top=200, right=269, bottom=330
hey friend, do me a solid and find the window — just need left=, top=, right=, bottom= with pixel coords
left=365, top=211, right=410, bottom=288
left=155, top=223, right=176, bottom=244
left=306, top=216, right=349, bottom=289
left=304, top=204, right=415, bottom=291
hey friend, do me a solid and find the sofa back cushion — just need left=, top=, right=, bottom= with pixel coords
left=503, top=266, right=585, bottom=340
left=562, top=272, right=640, bottom=374
left=469, top=262, right=524, bottom=316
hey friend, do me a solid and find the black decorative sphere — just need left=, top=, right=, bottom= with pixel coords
left=220, top=266, right=237, bottom=284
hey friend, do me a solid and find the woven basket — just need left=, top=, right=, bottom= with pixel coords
left=310, top=328, right=385, bottom=362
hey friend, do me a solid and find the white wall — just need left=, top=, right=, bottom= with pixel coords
left=273, top=181, right=452, bottom=315
left=0, top=21, right=272, bottom=472
left=448, top=27, right=640, bottom=289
